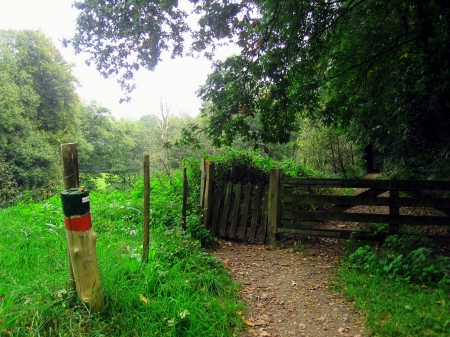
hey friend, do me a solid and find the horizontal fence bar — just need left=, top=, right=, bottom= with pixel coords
left=277, top=228, right=450, bottom=243
left=283, top=194, right=450, bottom=209
left=282, top=210, right=450, bottom=226
left=281, top=178, right=450, bottom=190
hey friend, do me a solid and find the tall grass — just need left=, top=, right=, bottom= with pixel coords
left=333, top=236, right=450, bottom=336
left=0, top=172, right=244, bottom=336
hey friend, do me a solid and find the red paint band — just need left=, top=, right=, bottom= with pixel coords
left=64, top=213, right=92, bottom=231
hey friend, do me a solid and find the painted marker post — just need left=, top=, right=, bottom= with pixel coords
left=61, top=187, right=104, bottom=312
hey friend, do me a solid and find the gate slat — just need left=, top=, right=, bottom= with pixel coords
left=257, top=186, right=269, bottom=242
left=229, top=183, right=242, bottom=238
left=248, top=183, right=262, bottom=242
left=219, top=182, right=233, bottom=237
left=238, top=183, right=252, bottom=239
left=210, top=184, right=223, bottom=236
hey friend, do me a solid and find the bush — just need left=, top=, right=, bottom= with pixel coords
left=348, top=235, right=450, bottom=286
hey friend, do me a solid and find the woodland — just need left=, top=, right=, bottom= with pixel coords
left=2, top=0, right=450, bottom=203
left=1, top=1, right=450, bottom=336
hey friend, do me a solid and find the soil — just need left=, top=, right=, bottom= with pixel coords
left=214, top=238, right=367, bottom=337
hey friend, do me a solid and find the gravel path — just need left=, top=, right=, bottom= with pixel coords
left=214, top=239, right=367, bottom=337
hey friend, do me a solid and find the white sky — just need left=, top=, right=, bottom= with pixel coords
left=0, top=0, right=238, bottom=120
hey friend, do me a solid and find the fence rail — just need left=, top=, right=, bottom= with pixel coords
left=200, top=164, right=450, bottom=243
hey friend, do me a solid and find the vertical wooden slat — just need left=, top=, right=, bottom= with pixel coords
left=248, top=184, right=262, bottom=242
left=220, top=181, right=233, bottom=237
left=267, top=169, right=283, bottom=244
left=200, top=159, right=206, bottom=210
left=210, top=184, right=223, bottom=235
left=257, top=186, right=269, bottom=242
left=181, top=167, right=187, bottom=231
left=203, top=162, right=215, bottom=228
left=389, top=188, right=400, bottom=233
left=229, top=183, right=242, bottom=238
left=143, top=155, right=150, bottom=262
left=238, top=183, right=252, bottom=239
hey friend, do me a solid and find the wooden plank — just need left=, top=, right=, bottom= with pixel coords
left=181, top=167, right=187, bottom=231
left=281, top=178, right=450, bottom=190
left=229, top=183, right=242, bottom=238
left=276, top=228, right=450, bottom=244
left=282, top=220, right=319, bottom=228
left=282, top=193, right=450, bottom=209
left=402, top=189, right=450, bottom=216
left=267, top=169, right=282, bottom=243
left=389, top=189, right=400, bottom=233
left=248, top=184, right=262, bottom=242
left=200, top=159, right=206, bottom=210
left=238, top=183, right=252, bottom=239
left=257, top=186, right=269, bottom=242
left=323, top=189, right=388, bottom=213
left=219, top=182, right=233, bottom=237
left=283, top=210, right=450, bottom=226
left=203, top=162, right=215, bottom=228
left=210, top=184, right=223, bottom=235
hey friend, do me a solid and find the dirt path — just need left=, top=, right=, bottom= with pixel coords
left=214, top=239, right=366, bottom=337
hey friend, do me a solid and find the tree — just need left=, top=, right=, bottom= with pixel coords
left=68, top=0, right=450, bottom=178
left=0, top=34, right=59, bottom=193
left=3, top=30, right=80, bottom=141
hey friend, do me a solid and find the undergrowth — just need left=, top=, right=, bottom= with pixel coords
left=333, top=235, right=450, bottom=336
left=0, top=179, right=242, bottom=336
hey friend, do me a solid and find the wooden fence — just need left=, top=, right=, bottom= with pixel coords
left=200, top=163, right=450, bottom=243
left=200, top=160, right=268, bottom=242
left=277, top=174, right=450, bottom=243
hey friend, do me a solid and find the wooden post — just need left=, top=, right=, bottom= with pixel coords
left=61, top=143, right=104, bottom=312
left=61, top=189, right=104, bottom=312
left=182, top=168, right=188, bottom=231
left=61, top=143, right=79, bottom=290
left=200, top=159, right=206, bottom=210
left=203, top=161, right=215, bottom=229
left=267, top=169, right=283, bottom=244
left=61, top=143, right=79, bottom=191
left=389, top=188, right=400, bottom=233
left=143, top=155, right=150, bottom=262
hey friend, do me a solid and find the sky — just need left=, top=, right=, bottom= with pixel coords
left=0, top=0, right=238, bottom=120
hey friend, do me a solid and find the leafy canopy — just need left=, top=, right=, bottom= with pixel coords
left=68, top=1, right=450, bottom=177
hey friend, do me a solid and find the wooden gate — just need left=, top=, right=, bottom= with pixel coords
left=200, top=160, right=268, bottom=242
left=208, top=182, right=268, bottom=242
left=278, top=177, right=450, bottom=242
left=200, top=163, right=450, bottom=243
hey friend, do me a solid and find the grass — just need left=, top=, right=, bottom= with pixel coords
left=0, top=186, right=244, bottom=336
left=332, top=237, right=450, bottom=337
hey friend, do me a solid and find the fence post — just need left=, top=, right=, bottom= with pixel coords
left=389, top=188, right=400, bottom=233
left=61, top=143, right=79, bottom=290
left=60, top=143, right=104, bottom=312
left=267, top=168, right=283, bottom=244
left=182, top=168, right=188, bottom=231
left=143, top=155, right=150, bottom=263
left=203, top=161, right=215, bottom=229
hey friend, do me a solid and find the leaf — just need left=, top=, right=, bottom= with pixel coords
left=139, top=294, right=149, bottom=305
left=404, top=305, right=413, bottom=311
left=242, top=317, right=255, bottom=326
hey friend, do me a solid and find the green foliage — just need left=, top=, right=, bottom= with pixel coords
left=0, top=154, right=19, bottom=206
left=206, top=148, right=311, bottom=185
left=333, top=267, right=450, bottom=336
left=68, top=0, right=450, bottom=177
left=0, top=30, right=79, bottom=195
left=186, top=213, right=215, bottom=248
left=348, top=235, right=450, bottom=287
left=0, top=184, right=244, bottom=336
